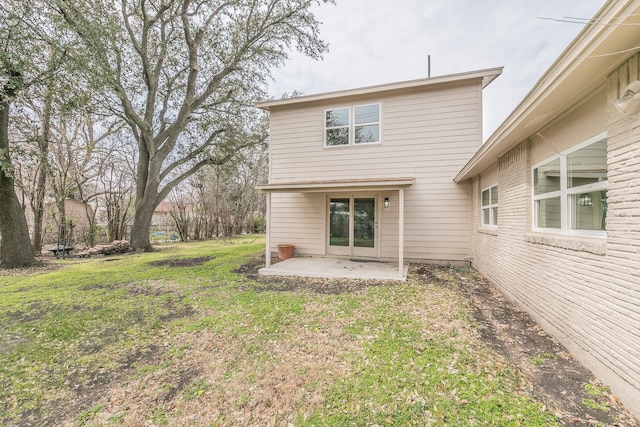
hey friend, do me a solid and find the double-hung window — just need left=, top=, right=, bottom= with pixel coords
left=532, top=133, right=607, bottom=236
left=325, top=104, right=380, bottom=147
left=481, top=185, right=498, bottom=227
left=325, top=108, right=350, bottom=146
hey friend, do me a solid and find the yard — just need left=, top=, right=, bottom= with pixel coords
left=0, top=236, right=636, bottom=426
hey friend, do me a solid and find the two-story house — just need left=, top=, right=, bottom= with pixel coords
left=257, top=0, right=640, bottom=418
left=257, top=68, right=502, bottom=278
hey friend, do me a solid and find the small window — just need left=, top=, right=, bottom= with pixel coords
left=324, top=104, right=381, bottom=147
left=481, top=185, right=498, bottom=227
left=532, top=134, right=607, bottom=236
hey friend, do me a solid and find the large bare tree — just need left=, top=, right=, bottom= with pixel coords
left=54, top=0, right=329, bottom=250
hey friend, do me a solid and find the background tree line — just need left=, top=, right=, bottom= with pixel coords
left=0, top=0, right=329, bottom=268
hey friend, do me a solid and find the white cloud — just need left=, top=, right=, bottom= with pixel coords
left=267, top=0, right=604, bottom=139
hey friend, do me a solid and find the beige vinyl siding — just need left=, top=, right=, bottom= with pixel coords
left=268, top=84, right=480, bottom=181
left=470, top=59, right=640, bottom=416
left=379, top=194, right=399, bottom=258
left=270, top=192, right=325, bottom=256
left=268, top=81, right=482, bottom=261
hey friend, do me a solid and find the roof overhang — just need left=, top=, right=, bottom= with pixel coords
left=257, top=177, right=415, bottom=193
left=256, top=67, right=503, bottom=111
left=455, top=0, right=640, bottom=182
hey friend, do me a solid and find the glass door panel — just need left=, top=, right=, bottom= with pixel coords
left=327, top=195, right=377, bottom=257
left=329, top=198, right=350, bottom=247
left=353, top=198, right=375, bottom=248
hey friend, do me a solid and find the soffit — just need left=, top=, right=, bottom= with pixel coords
left=256, top=177, right=415, bottom=193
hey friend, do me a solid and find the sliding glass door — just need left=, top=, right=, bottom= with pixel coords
left=328, top=195, right=377, bottom=256
left=329, top=198, right=350, bottom=247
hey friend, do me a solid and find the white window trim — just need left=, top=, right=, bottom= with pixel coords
left=324, top=103, right=382, bottom=147
left=354, top=103, right=381, bottom=145
left=531, top=132, right=607, bottom=237
left=324, top=107, right=350, bottom=147
left=481, top=184, right=498, bottom=228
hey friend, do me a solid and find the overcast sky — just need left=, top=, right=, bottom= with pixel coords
left=267, top=0, right=604, bottom=140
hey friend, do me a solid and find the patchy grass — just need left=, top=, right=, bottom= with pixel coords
left=1, top=236, right=559, bottom=426
left=530, top=353, right=558, bottom=366
left=76, top=404, right=105, bottom=426
left=583, top=383, right=612, bottom=413
left=585, top=383, right=612, bottom=397
left=583, top=398, right=610, bottom=413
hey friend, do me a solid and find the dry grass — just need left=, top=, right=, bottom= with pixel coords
left=73, top=313, right=355, bottom=425
left=57, top=267, right=531, bottom=426
left=4, top=239, right=634, bottom=426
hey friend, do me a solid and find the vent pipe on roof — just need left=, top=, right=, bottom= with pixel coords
left=428, top=55, right=431, bottom=78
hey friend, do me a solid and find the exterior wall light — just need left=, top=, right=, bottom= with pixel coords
left=579, top=193, right=593, bottom=207
left=384, top=197, right=390, bottom=208
left=613, top=80, right=640, bottom=113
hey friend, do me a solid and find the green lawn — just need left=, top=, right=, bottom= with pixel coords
left=0, top=236, right=558, bottom=426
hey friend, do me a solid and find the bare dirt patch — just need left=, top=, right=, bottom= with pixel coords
left=413, top=265, right=639, bottom=427
left=17, top=344, right=166, bottom=427
left=0, top=261, right=62, bottom=276
left=149, top=256, right=214, bottom=268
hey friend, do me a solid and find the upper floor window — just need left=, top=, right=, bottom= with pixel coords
left=481, top=185, right=498, bottom=227
left=532, top=133, right=607, bottom=236
left=325, top=108, right=350, bottom=146
left=325, top=103, right=380, bottom=147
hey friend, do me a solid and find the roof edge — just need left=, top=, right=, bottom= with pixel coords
left=257, top=67, right=503, bottom=110
left=455, top=0, right=640, bottom=182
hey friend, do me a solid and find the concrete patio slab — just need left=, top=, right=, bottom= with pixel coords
left=259, top=257, right=408, bottom=281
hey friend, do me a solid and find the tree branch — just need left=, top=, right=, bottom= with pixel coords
left=159, top=127, right=226, bottom=181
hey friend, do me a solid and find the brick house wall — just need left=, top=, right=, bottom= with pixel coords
left=470, top=53, right=640, bottom=416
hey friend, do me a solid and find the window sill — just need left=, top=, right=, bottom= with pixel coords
left=478, top=227, right=498, bottom=236
left=525, top=232, right=606, bottom=255
left=324, top=142, right=382, bottom=149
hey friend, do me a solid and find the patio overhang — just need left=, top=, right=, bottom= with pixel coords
left=256, top=177, right=415, bottom=193
left=259, top=177, right=414, bottom=279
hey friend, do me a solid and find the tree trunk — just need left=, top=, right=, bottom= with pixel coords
left=106, top=193, right=123, bottom=241
left=0, top=98, right=39, bottom=268
left=31, top=159, right=47, bottom=254
left=31, top=87, right=52, bottom=255
left=131, top=198, right=155, bottom=251
left=130, top=141, right=167, bottom=251
left=80, top=196, right=98, bottom=248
